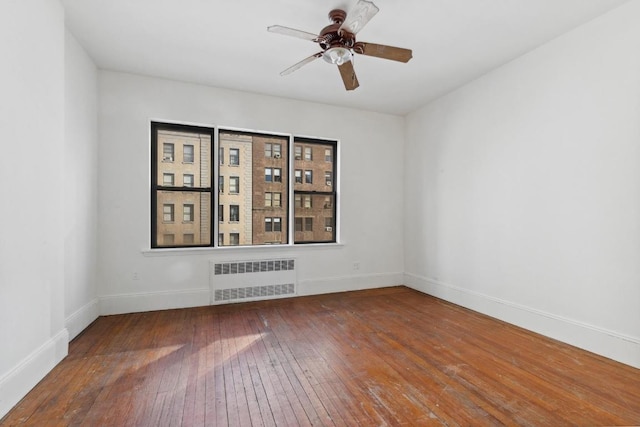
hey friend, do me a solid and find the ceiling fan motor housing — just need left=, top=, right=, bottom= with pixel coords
left=318, top=9, right=355, bottom=51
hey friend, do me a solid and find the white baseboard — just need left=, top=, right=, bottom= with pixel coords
left=99, top=288, right=210, bottom=315
left=298, top=272, right=404, bottom=296
left=0, top=328, right=69, bottom=419
left=404, top=273, right=640, bottom=369
left=66, top=299, right=100, bottom=340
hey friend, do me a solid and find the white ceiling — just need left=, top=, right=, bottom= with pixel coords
left=61, top=0, right=629, bottom=116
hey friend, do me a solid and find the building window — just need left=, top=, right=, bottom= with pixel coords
left=183, top=144, right=194, bottom=163
left=163, top=143, right=174, bottom=161
left=153, top=123, right=336, bottom=248
left=163, top=204, right=174, bottom=222
left=230, top=205, right=239, bottom=222
left=229, top=176, right=239, bottom=194
left=229, top=148, right=239, bottom=165
left=325, top=171, right=332, bottom=186
left=183, top=204, right=194, bottom=222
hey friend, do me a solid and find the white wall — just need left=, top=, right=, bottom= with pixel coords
left=0, top=0, right=68, bottom=418
left=64, top=30, right=99, bottom=339
left=98, top=71, right=405, bottom=314
left=404, top=2, right=640, bottom=368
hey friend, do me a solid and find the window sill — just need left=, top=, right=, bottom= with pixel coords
left=142, top=242, right=344, bottom=257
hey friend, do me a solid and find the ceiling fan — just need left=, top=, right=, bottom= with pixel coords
left=267, top=0, right=412, bottom=91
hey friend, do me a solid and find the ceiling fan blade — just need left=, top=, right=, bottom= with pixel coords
left=280, top=52, right=323, bottom=76
left=267, top=25, right=319, bottom=41
left=338, top=61, right=359, bottom=91
left=339, top=0, right=379, bottom=35
left=354, top=42, right=413, bottom=63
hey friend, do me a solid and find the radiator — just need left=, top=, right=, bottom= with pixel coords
left=210, top=258, right=297, bottom=304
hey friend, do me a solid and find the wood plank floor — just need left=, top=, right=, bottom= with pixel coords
left=2, top=286, right=639, bottom=426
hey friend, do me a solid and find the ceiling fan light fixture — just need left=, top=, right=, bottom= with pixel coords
left=322, top=47, right=353, bottom=65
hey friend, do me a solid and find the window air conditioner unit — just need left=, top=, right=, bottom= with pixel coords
left=326, top=181, right=332, bottom=186
left=325, top=227, right=333, bottom=232
left=163, top=156, right=173, bottom=161
left=273, top=153, right=281, bottom=159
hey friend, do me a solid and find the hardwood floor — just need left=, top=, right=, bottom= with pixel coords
left=2, top=286, right=639, bottom=426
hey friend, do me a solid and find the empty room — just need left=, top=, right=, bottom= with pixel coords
left=1, top=0, right=639, bottom=425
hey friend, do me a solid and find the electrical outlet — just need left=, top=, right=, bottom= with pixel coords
left=353, top=262, right=360, bottom=271
left=132, top=272, right=139, bottom=280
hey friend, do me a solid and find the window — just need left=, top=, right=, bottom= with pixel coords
left=229, top=148, right=239, bottom=165
left=153, top=123, right=336, bottom=248
left=230, top=205, right=239, bottom=222
left=325, top=171, right=332, bottom=186
left=293, top=138, right=337, bottom=243
left=163, top=204, right=174, bottom=222
left=265, top=217, right=282, bottom=232
left=152, top=123, right=212, bottom=248
left=183, top=204, right=194, bottom=222
left=163, top=143, right=174, bottom=161
left=229, top=176, right=239, bottom=194
left=183, top=144, right=194, bottom=163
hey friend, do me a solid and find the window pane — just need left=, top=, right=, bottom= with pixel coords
left=265, top=217, right=273, bottom=232
left=304, top=147, right=312, bottom=161
left=293, top=194, right=335, bottom=243
left=218, top=132, right=289, bottom=246
left=294, top=146, right=302, bottom=160
left=183, top=144, right=194, bottom=163
left=183, top=174, right=194, bottom=187
left=305, top=170, right=312, bottom=184
left=156, top=129, right=211, bottom=188
left=163, top=173, right=174, bottom=186
left=295, top=169, right=302, bottom=183
left=156, top=191, right=211, bottom=247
